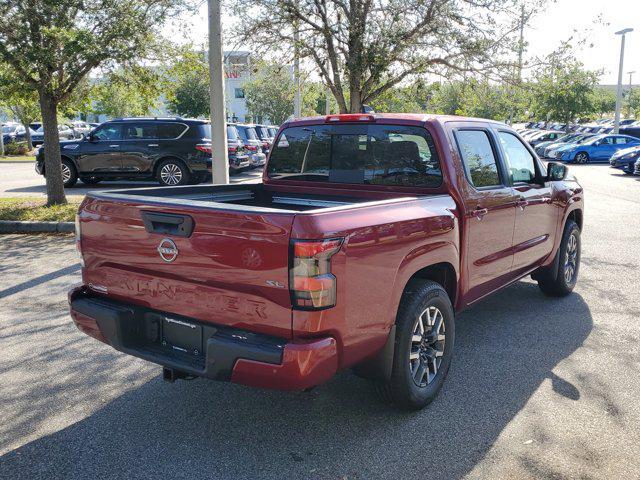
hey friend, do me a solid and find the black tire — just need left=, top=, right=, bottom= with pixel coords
left=536, top=220, right=581, bottom=297
left=374, top=280, right=455, bottom=410
left=61, top=158, right=78, bottom=187
left=574, top=151, right=589, bottom=164
left=80, top=176, right=101, bottom=185
left=157, top=158, right=190, bottom=186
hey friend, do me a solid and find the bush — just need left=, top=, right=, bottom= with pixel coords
left=4, top=141, right=29, bottom=155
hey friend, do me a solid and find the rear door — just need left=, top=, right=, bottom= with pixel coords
left=119, top=122, right=158, bottom=174
left=495, top=129, right=556, bottom=271
left=452, top=126, right=517, bottom=302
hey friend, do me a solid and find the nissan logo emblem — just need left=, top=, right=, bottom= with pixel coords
left=157, top=238, right=178, bottom=262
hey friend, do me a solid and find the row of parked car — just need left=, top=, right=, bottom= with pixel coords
left=33, top=117, right=280, bottom=187
left=513, top=119, right=640, bottom=176
left=1, top=120, right=97, bottom=146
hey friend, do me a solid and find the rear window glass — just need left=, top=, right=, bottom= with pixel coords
left=267, top=124, right=442, bottom=187
left=158, top=123, right=187, bottom=139
left=237, top=126, right=258, bottom=141
left=227, top=126, right=239, bottom=140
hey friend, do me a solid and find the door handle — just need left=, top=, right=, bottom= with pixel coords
left=148, top=144, right=159, bottom=147
left=109, top=144, right=119, bottom=148
left=472, top=206, right=488, bottom=220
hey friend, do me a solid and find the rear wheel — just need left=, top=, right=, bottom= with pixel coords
left=61, top=159, right=78, bottom=187
left=574, top=152, right=589, bottom=164
left=157, top=159, right=190, bottom=186
left=374, top=280, right=455, bottom=410
left=536, top=220, right=581, bottom=296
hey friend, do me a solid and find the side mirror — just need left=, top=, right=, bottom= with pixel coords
left=546, top=162, right=568, bottom=181
left=593, top=141, right=601, bottom=147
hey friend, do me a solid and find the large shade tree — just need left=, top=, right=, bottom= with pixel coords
left=231, top=0, right=539, bottom=114
left=0, top=0, right=190, bottom=205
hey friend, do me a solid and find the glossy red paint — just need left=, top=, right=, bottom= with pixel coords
left=231, top=337, right=338, bottom=390
left=72, top=113, right=584, bottom=391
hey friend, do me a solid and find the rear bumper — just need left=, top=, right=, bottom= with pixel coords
left=68, top=286, right=338, bottom=390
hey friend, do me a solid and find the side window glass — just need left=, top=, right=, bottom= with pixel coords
left=615, top=137, right=627, bottom=145
left=123, top=122, right=156, bottom=140
left=455, top=130, right=501, bottom=188
left=93, top=124, right=121, bottom=141
left=497, top=131, right=537, bottom=183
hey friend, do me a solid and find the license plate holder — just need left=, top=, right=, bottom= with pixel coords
left=162, top=317, right=202, bottom=356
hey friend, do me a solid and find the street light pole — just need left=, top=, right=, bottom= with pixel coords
left=208, top=0, right=229, bottom=184
left=614, top=28, right=633, bottom=134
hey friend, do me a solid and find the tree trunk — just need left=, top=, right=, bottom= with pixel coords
left=0, top=121, right=4, bottom=156
left=22, top=122, right=33, bottom=151
left=349, top=86, right=362, bottom=113
left=38, top=91, right=67, bottom=205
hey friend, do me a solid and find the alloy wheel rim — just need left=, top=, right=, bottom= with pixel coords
left=564, top=233, right=578, bottom=284
left=576, top=153, right=587, bottom=163
left=61, top=164, right=71, bottom=183
left=409, top=306, right=446, bottom=387
left=160, top=164, right=182, bottom=185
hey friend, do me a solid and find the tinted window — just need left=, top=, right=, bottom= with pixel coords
left=498, top=131, right=536, bottom=183
left=255, top=127, right=269, bottom=139
left=93, top=124, right=121, bottom=141
left=122, top=122, right=156, bottom=140
left=227, top=126, right=239, bottom=140
left=236, top=126, right=258, bottom=141
left=267, top=124, right=442, bottom=187
left=456, top=130, right=501, bottom=188
left=158, top=123, right=187, bottom=139
left=614, top=136, right=630, bottom=145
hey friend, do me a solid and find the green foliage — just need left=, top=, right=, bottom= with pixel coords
left=165, top=48, right=210, bottom=118
left=591, top=88, right=617, bottom=118
left=232, top=0, right=541, bottom=113
left=3, top=141, right=29, bottom=155
left=627, top=88, right=640, bottom=119
left=92, top=67, right=162, bottom=118
left=430, top=82, right=466, bottom=116
left=243, top=62, right=324, bottom=124
left=530, top=61, right=599, bottom=125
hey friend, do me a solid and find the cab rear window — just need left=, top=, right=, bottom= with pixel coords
left=267, top=124, right=442, bottom=187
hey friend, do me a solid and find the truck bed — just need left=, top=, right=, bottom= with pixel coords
left=88, top=183, right=417, bottom=213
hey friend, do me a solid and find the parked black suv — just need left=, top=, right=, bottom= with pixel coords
left=35, top=118, right=223, bottom=187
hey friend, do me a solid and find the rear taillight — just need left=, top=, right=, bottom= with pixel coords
left=195, top=144, right=212, bottom=154
left=228, top=145, right=237, bottom=153
left=290, top=238, right=343, bottom=310
left=246, top=145, right=257, bottom=152
left=75, top=213, right=84, bottom=267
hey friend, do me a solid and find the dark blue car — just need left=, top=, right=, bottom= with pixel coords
left=557, top=134, right=640, bottom=164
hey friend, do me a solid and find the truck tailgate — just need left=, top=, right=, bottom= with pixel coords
left=78, top=196, right=294, bottom=339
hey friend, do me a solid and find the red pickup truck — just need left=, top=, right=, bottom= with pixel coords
left=69, top=113, right=584, bottom=410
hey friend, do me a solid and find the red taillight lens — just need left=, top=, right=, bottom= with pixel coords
left=195, top=144, right=212, bottom=154
left=228, top=145, right=237, bottom=153
left=290, top=238, right=343, bottom=310
left=246, top=145, right=257, bottom=151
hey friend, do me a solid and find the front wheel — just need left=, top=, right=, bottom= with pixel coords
left=61, top=159, right=78, bottom=187
left=574, top=152, right=589, bottom=164
left=536, top=219, right=581, bottom=296
left=374, top=280, right=455, bottom=410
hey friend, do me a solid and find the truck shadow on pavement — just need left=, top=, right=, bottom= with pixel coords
left=0, top=280, right=592, bottom=480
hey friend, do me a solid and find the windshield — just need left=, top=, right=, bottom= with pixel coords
left=267, top=123, right=442, bottom=188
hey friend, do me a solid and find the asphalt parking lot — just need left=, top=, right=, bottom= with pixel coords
left=1, top=165, right=639, bottom=479
left=0, top=161, right=262, bottom=198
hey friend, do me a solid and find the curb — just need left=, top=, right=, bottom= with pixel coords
left=0, top=221, right=75, bottom=234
